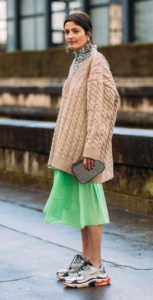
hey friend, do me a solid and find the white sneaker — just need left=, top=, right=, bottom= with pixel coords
left=56, top=254, right=84, bottom=280
left=63, top=259, right=111, bottom=288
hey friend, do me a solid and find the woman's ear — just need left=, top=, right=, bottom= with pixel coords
left=88, top=31, right=92, bottom=38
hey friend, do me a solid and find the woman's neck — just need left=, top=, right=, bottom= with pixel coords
left=73, top=42, right=97, bottom=57
left=72, top=42, right=97, bottom=70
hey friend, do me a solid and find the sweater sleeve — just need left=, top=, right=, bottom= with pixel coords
left=83, top=57, right=117, bottom=161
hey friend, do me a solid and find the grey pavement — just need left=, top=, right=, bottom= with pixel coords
left=0, top=181, right=153, bottom=300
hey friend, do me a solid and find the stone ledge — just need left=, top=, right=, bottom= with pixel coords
left=0, top=86, right=62, bottom=95
left=0, top=76, right=153, bottom=87
left=1, top=85, right=153, bottom=96
left=0, top=106, right=59, bottom=121
left=1, top=107, right=153, bottom=128
left=0, top=119, right=153, bottom=168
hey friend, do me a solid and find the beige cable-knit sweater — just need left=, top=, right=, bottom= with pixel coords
left=48, top=51, right=120, bottom=183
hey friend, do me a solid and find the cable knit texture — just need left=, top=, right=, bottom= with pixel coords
left=48, top=51, right=120, bottom=183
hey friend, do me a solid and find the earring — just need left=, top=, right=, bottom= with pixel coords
left=87, top=36, right=90, bottom=42
left=66, top=44, right=70, bottom=54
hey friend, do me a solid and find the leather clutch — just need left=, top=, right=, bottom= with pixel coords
left=71, top=159, right=105, bottom=184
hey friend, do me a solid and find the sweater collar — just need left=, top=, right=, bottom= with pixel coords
left=72, top=42, right=97, bottom=58
left=72, top=42, right=97, bottom=70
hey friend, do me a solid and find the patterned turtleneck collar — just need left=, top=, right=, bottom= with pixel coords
left=72, top=42, right=97, bottom=70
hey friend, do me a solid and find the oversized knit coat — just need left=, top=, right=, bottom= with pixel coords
left=48, top=51, right=120, bottom=183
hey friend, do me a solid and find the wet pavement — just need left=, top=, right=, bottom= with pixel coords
left=0, top=181, right=153, bottom=300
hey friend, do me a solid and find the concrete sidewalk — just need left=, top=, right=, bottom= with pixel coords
left=0, top=181, right=153, bottom=300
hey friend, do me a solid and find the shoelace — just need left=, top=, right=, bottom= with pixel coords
left=76, top=259, right=106, bottom=274
left=76, top=258, right=92, bottom=274
left=68, top=254, right=82, bottom=270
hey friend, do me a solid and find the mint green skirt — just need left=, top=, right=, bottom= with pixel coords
left=43, top=168, right=110, bottom=229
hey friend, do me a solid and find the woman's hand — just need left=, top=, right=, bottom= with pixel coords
left=83, top=157, right=96, bottom=170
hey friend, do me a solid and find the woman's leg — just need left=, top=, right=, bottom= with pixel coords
left=80, top=227, right=91, bottom=260
left=81, top=225, right=103, bottom=269
left=87, top=225, right=103, bottom=269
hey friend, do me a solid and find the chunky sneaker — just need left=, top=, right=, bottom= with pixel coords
left=63, top=259, right=111, bottom=288
left=56, top=254, right=84, bottom=280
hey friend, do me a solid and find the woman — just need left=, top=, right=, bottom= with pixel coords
left=43, top=12, right=119, bottom=288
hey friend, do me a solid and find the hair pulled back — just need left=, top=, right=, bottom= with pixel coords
left=63, top=12, right=94, bottom=44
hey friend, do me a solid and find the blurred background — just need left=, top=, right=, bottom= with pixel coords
left=0, top=0, right=153, bottom=52
left=0, top=3, right=153, bottom=297
left=0, top=0, right=153, bottom=216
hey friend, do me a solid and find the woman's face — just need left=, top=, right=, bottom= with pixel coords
left=64, top=21, right=90, bottom=51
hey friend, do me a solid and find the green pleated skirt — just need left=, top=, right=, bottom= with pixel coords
left=43, top=168, right=110, bottom=229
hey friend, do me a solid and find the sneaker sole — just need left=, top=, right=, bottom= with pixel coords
left=63, top=277, right=111, bottom=288
left=56, top=273, right=76, bottom=281
left=56, top=274, right=65, bottom=280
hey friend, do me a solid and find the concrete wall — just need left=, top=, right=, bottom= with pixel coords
left=0, top=119, right=153, bottom=215
left=1, top=78, right=153, bottom=128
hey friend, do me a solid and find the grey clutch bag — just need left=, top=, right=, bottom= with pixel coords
left=71, top=159, right=105, bottom=184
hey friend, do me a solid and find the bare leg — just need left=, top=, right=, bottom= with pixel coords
left=80, top=227, right=91, bottom=260
left=87, top=225, right=103, bottom=269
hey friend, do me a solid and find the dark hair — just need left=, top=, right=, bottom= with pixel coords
left=63, top=12, right=94, bottom=44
